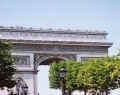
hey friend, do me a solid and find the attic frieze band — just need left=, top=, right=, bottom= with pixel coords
left=0, top=31, right=108, bottom=42
left=12, top=44, right=108, bottom=53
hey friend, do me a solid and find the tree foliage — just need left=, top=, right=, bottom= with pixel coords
left=49, top=61, right=68, bottom=89
left=0, top=41, right=16, bottom=88
left=77, top=56, right=120, bottom=95
left=65, top=61, right=82, bottom=91
left=49, top=55, right=120, bottom=95
left=49, top=61, right=60, bottom=89
left=49, top=61, right=82, bottom=91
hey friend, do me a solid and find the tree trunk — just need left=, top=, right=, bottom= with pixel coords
left=84, top=90, right=87, bottom=95
left=105, top=90, right=108, bottom=95
left=67, top=89, right=71, bottom=95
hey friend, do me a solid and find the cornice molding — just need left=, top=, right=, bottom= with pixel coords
left=0, top=39, right=113, bottom=47
left=0, top=26, right=107, bottom=34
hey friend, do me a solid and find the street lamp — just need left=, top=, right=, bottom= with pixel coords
left=21, top=84, right=28, bottom=95
left=59, top=67, right=67, bottom=95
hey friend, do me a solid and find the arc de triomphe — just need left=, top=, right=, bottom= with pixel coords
left=0, top=26, right=112, bottom=95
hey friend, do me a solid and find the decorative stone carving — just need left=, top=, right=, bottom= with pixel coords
left=79, top=35, right=86, bottom=39
left=71, top=34, right=77, bottom=38
left=97, top=35, right=103, bottom=39
left=34, top=54, right=76, bottom=65
left=0, top=26, right=107, bottom=43
left=24, top=32, right=28, bottom=36
left=12, top=32, right=20, bottom=37
left=43, top=33, right=49, bottom=37
left=52, top=47, right=58, bottom=50
left=52, top=33, right=58, bottom=37
left=33, top=33, right=38, bottom=37
left=13, top=56, right=30, bottom=65
left=0, top=30, right=108, bottom=42
left=7, top=77, right=28, bottom=95
left=3, top=32, right=10, bottom=36
left=12, top=44, right=108, bottom=53
left=88, top=35, right=94, bottom=39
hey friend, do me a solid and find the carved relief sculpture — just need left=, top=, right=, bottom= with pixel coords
left=13, top=56, right=30, bottom=66
left=7, top=77, right=28, bottom=95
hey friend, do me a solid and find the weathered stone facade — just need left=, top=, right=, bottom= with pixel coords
left=0, top=26, right=112, bottom=95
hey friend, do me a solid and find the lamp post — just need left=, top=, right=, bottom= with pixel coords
left=59, top=67, right=67, bottom=95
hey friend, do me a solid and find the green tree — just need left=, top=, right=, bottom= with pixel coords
left=0, top=41, right=16, bottom=88
left=49, top=61, right=68, bottom=89
left=65, top=60, right=86, bottom=95
left=108, top=55, right=120, bottom=89
left=77, top=61, right=93, bottom=95
left=65, top=61, right=82, bottom=91
left=49, top=55, right=120, bottom=95
left=49, top=61, right=60, bottom=89
left=100, top=56, right=120, bottom=94
left=49, top=61, right=82, bottom=95
left=77, top=56, right=120, bottom=95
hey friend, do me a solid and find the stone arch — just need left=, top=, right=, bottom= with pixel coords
left=38, top=56, right=68, bottom=64
left=34, top=54, right=76, bottom=70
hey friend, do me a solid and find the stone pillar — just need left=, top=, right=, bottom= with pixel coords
left=12, top=52, right=36, bottom=95
left=34, top=70, right=39, bottom=95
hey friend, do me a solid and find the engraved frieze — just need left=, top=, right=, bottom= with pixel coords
left=79, top=35, right=86, bottom=39
left=70, top=34, right=77, bottom=38
left=36, top=33, right=39, bottom=36
left=23, top=32, right=32, bottom=38
left=24, top=32, right=29, bottom=36
left=88, top=35, right=94, bottom=39
left=32, top=33, right=38, bottom=37
left=52, top=33, right=58, bottom=37
left=96, top=35, right=104, bottom=39
left=12, top=32, right=20, bottom=37
left=42, top=33, right=49, bottom=37
left=12, top=44, right=108, bottom=53
left=60, top=34, right=67, bottom=38
left=0, top=31, right=107, bottom=42
left=13, top=56, right=30, bottom=65
left=53, top=47, right=58, bottom=50
left=3, top=32, right=10, bottom=36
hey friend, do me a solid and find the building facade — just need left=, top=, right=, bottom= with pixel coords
left=0, top=26, right=112, bottom=95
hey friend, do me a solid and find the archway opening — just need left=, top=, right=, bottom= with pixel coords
left=40, top=58, right=64, bottom=65
left=37, top=58, right=65, bottom=95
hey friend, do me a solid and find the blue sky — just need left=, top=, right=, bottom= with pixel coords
left=0, top=0, right=120, bottom=95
